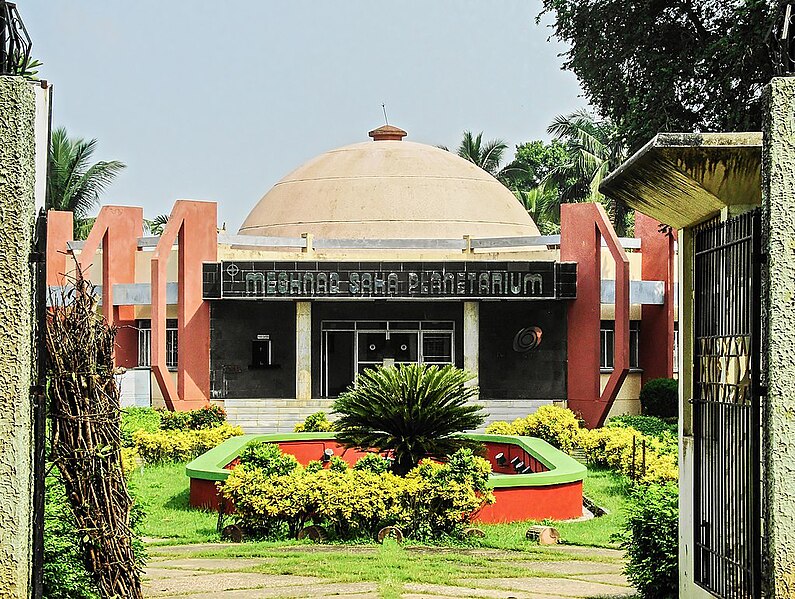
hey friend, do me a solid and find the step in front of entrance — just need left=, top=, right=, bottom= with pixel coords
left=222, top=398, right=554, bottom=434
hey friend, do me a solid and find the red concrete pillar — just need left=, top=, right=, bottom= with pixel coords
left=561, top=203, right=630, bottom=428
left=636, top=212, right=675, bottom=384
left=45, top=210, right=73, bottom=286
left=151, top=200, right=217, bottom=411
left=77, top=206, right=143, bottom=368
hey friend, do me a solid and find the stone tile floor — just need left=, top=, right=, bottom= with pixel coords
left=144, top=544, right=635, bottom=598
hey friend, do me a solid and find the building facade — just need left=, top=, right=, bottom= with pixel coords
left=46, top=125, right=676, bottom=433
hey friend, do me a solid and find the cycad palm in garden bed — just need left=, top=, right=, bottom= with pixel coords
left=332, top=363, right=486, bottom=475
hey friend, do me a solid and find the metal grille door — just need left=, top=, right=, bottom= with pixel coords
left=693, top=209, right=762, bottom=598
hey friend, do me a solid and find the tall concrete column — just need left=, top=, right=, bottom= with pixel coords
left=296, top=301, right=312, bottom=400
left=463, top=301, right=479, bottom=391
left=0, top=76, right=36, bottom=597
left=762, top=76, right=795, bottom=598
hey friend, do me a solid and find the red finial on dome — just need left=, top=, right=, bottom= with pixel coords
left=368, top=124, right=407, bottom=141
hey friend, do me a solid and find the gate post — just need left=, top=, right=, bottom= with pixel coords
left=0, top=75, right=36, bottom=597
left=762, top=76, right=795, bottom=598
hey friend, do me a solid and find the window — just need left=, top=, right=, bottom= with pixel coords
left=137, top=319, right=178, bottom=369
left=600, top=320, right=639, bottom=369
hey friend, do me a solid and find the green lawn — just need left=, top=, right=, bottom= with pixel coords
left=129, top=462, right=220, bottom=544
left=130, top=462, right=629, bottom=549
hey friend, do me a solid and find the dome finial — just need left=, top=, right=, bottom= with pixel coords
left=369, top=124, right=407, bottom=141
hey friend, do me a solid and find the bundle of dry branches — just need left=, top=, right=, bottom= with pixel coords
left=45, top=274, right=142, bottom=598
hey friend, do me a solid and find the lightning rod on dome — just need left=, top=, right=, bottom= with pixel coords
left=382, top=103, right=389, bottom=125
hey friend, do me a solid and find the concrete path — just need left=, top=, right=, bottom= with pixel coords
left=144, top=544, right=635, bottom=599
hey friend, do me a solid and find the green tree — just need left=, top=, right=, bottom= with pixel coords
left=442, top=131, right=509, bottom=177
left=332, top=364, right=486, bottom=476
left=513, top=186, right=561, bottom=235
left=502, top=139, right=570, bottom=190
left=544, top=110, right=630, bottom=235
left=501, top=140, right=572, bottom=234
left=47, top=127, right=126, bottom=240
left=539, top=0, right=781, bottom=152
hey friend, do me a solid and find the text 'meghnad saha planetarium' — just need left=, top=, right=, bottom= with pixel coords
left=45, top=125, right=677, bottom=432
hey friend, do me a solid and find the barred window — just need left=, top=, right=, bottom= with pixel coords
left=137, top=319, right=178, bottom=369
left=600, top=320, right=639, bottom=369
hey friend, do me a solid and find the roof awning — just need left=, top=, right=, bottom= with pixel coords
left=600, top=133, right=762, bottom=229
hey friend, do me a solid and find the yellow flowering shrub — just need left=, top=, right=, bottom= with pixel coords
left=133, top=423, right=243, bottom=464
left=485, top=405, right=582, bottom=452
left=220, top=447, right=494, bottom=540
left=580, top=426, right=677, bottom=484
left=486, top=405, right=678, bottom=484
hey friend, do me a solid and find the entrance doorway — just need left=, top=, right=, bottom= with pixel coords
left=321, top=320, right=454, bottom=397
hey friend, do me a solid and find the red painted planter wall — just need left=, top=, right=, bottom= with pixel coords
left=188, top=440, right=584, bottom=522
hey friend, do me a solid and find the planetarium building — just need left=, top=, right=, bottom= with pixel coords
left=46, top=125, right=676, bottom=432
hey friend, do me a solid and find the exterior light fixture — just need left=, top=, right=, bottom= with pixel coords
left=321, top=448, right=334, bottom=462
left=513, top=461, right=525, bottom=472
left=510, top=456, right=521, bottom=467
left=0, top=1, right=32, bottom=76
left=495, top=452, right=507, bottom=466
left=521, top=465, right=534, bottom=474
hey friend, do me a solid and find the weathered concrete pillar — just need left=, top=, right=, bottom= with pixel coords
left=295, top=301, right=312, bottom=400
left=0, top=76, right=36, bottom=598
left=762, top=76, right=795, bottom=598
left=463, top=301, right=479, bottom=391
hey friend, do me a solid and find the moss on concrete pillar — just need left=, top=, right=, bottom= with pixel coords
left=763, top=76, right=795, bottom=597
left=0, top=76, right=36, bottom=598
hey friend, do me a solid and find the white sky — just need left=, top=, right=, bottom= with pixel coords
left=22, top=1, right=586, bottom=231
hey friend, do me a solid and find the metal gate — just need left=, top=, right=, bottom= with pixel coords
left=692, top=209, right=763, bottom=598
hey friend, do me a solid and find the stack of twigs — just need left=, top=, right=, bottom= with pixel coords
left=45, top=274, right=142, bottom=598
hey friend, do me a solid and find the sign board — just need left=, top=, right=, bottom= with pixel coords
left=204, top=261, right=576, bottom=301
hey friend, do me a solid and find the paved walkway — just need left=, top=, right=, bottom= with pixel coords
left=144, top=544, right=635, bottom=599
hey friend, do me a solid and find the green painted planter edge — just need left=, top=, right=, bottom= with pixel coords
left=184, top=432, right=587, bottom=488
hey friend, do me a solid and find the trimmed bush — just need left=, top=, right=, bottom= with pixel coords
left=619, top=483, right=679, bottom=598
left=485, top=404, right=581, bottom=453
left=239, top=442, right=300, bottom=476
left=132, top=423, right=243, bottom=464
left=220, top=447, right=494, bottom=541
left=120, top=407, right=162, bottom=447
left=607, top=414, right=676, bottom=442
left=160, top=404, right=227, bottom=431
left=294, top=411, right=334, bottom=432
left=639, top=378, right=678, bottom=419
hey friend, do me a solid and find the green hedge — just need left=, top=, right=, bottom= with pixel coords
left=620, top=483, right=679, bottom=598
left=639, top=378, right=678, bottom=419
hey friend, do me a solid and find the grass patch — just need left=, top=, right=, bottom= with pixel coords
left=160, top=539, right=575, bottom=589
left=129, top=462, right=219, bottom=545
left=480, top=467, right=630, bottom=550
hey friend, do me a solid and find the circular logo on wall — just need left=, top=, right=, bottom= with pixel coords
left=513, top=326, right=543, bottom=352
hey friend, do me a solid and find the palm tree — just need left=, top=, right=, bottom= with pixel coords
left=441, top=131, right=508, bottom=178
left=513, top=185, right=561, bottom=235
left=544, top=110, right=629, bottom=234
left=48, top=128, right=126, bottom=240
left=144, top=214, right=169, bottom=236
left=332, top=363, right=486, bottom=475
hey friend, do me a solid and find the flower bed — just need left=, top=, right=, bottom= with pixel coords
left=186, top=432, right=586, bottom=522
